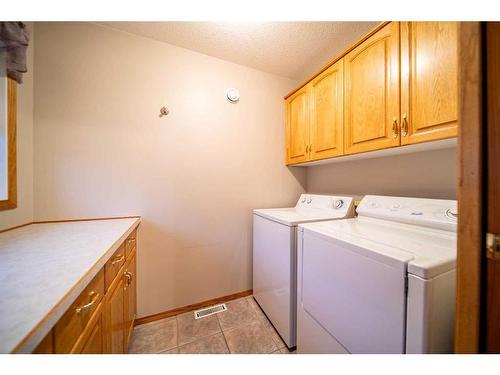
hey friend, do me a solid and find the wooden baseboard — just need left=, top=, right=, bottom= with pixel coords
left=135, top=289, right=253, bottom=326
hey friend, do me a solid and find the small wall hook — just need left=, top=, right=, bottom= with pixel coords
left=159, top=106, right=170, bottom=118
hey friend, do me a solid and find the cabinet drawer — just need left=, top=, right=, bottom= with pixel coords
left=105, top=243, right=126, bottom=290
left=54, top=269, right=104, bottom=353
left=125, top=230, right=137, bottom=258
left=70, top=302, right=104, bottom=354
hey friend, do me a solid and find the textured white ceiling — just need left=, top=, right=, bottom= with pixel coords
left=96, top=22, right=380, bottom=80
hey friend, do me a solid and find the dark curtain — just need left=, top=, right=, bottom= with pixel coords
left=0, top=22, right=30, bottom=83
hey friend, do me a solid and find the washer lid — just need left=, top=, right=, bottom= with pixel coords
left=253, top=194, right=355, bottom=226
left=300, top=216, right=457, bottom=279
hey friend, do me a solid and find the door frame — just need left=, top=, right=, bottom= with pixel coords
left=484, top=22, right=500, bottom=353
left=455, top=21, right=500, bottom=354
left=455, top=22, right=484, bottom=353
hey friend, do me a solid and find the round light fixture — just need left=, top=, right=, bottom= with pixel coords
left=226, top=88, right=240, bottom=103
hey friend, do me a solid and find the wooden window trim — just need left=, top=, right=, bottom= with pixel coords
left=0, top=78, right=17, bottom=210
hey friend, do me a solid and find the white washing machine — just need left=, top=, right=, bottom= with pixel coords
left=297, top=195, right=457, bottom=354
left=253, top=194, right=355, bottom=348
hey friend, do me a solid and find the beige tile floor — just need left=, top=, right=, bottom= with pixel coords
left=128, top=296, right=296, bottom=354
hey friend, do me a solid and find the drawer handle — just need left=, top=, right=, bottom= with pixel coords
left=76, top=292, right=99, bottom=314
left=111, top=255, right=125, bottom=266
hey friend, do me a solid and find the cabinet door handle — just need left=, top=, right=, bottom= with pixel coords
left=392, top=117, right=399, bottom=139
left=76, top=292, right=99, bottom=314
left=124, top=271, right=132, bottom=287
left=305, top=145, right=309, bottom=153
left=112, top=255, right=125, bottom=266
left=401, top=113, right=408, bottom=137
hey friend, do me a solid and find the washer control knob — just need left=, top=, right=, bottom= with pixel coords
left=307, top=197, right=312, bottom=204
left=334, top=199, right=344, bottom=209
left=445, top=208, right=458, bottom=220
left=301, top=196, right=306, bottom=203
left=393, top=203, right=401, bottom=209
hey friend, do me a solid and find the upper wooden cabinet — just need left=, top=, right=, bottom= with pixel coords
left=344, top=22, right=400, bottom=155
left=284, top=21, right=459, bottom=165
left=285, top=59, right=344, bottom=164
left=285, top=86, right=309, bottom=164
left=309, top=59, right=344, bottom=160
left=400, top=22, right=458, bottom=145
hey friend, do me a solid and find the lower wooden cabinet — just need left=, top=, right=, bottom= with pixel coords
left=79, top=307, right=104, bottom=354
left=33, top=230, right=138, bottom=354
left=105, top=249, right=137, bottom=353
left=124, top=253, right=137, bottom=349
left=71, top=302, right=104, bottom=354
left=33, top=331, right=54, bottom=354
left=106, top=271, right=126, bottom=353
left=54, top=269, right=105, bottom=353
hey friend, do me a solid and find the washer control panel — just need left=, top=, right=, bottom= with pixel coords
left=357, top=195, right=458, bottom=231
left=296, top=194, right=353, bottom=213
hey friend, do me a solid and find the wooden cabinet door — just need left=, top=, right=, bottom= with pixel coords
left=124, top=252, right=137, bottom=351
left=285, top=86, right=309, bottom=164
left=344, top=22, right=400, bottom=154
left=401, top=22, right=458, bottom=145
left=309, top=59, right=344, bottom=161
left=80, top=312, right=104, bottom=354
left=106, top=276, right=125, bottom=354
left=33, top=331, right=54, bottom=354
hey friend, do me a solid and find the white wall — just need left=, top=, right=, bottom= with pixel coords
left=33, top=22, right=306, bottom=317
left=0, top=24, right=34, bottom=231
left=306, top=147, right=457, bottom=199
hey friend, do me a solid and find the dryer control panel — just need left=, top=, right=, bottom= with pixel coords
left=357, top=195, right=457, bottom=232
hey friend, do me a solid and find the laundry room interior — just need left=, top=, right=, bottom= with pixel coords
left=0, top=3, right=499, bottom=365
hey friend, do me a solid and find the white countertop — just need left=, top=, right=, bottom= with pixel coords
left=0, top=218, right=140, bottom=353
